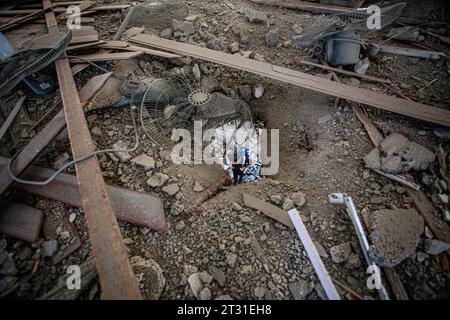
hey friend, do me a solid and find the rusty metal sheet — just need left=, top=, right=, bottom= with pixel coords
left=0, top=158, right=167, bottom=231
left=43, top=0, right=141, bottom=299
left=0, top=199, right=43, bottom=243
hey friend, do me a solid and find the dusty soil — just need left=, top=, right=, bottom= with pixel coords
left=0, top=0, right=449, bottom=300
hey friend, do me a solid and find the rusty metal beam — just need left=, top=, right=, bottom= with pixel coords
left=0, top=158, right=167, bottom=231
left=0, top=199, right=43, bottom=243
left=42, top=0, right=141, bottom=299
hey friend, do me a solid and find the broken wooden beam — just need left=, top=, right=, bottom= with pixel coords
left=130, top=34, right=450, bottom=127
left=243, top=193, right=294, bottom=228
left=68, top=51, right=143, bottom=63
left=43, top=0, right=141, bottom=300
left=0, top=158, right=167, bottom=231
left=0, top=199, right=43, bottom=243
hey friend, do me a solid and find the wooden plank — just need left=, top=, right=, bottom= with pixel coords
left=0, top=199, right=43, bottom=243
left=243, top=193, right=294, bottom=228
left=70, top=34, right=98, bottom=44
left=128, top=45, right=183, bottom=59
left=66, top=40, right=105, bottom=51
left=295, top=59, right=391, bottom=84
left=43, top=0, right=141, bottom=300
left=69, top=51, right=143, bottom=63
left=130, top=34, right=450, bottom=127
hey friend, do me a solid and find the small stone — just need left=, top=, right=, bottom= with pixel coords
left=198, top=271, right=213, bottom=284
left=162, top=183, right=180, bottom=196
left=89, top=126, right=102, bottom=138
left=59, top=231, right=70, bottom=240
left=146, top=172, right=169, bottom=188
left=173, top=20, right=195, bottom=36
left=265, top=30, right=280, bottom=47
left=208, top=266, right=225, bottom=286
left=254, top=85, right=264, bottom=98
left=112, top=141, right=131, bottom=162
left=443, top=210, right=450, bottom=223
left=131, top=154, right=155, bottom=171
left=160, top=28, right=173, bottom=39
left=69, top=212, right=77, bottom=223
left=187, top=273, right=202, bottom=298
left=229, top=42, right=240, bottom=53
left=438, top=194, right=449, bottom=204
left=424, top=239, right=450, bottom=255
left=288, top=280, right=313, bottom=300
left=232, top=202, right=243, bottom=211
left=330, top=242, right=352, bottom=264
left=192, top=63, right=201, bottom=81
left=254, top=286, right=267, bottom=298
left=282, top=198, right=295, bottom=211
left=345, top=253, right=362, bottom=270
left=175, top=220, right=185, bottom=230
left=193, top=181, right=204, bottom=192
left=199, top=287, right=212, bottom=300
left=291, top=191, right=306, bottom=207
left=226, top=253, right=237, bottom=267
left=42, top=240, right=58, bottom=257
left=245, top=8, right=268, bottom=24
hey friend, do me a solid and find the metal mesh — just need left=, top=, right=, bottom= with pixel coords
left=140, top=71, right=254, bottom=148
left=0, top=31, right=72, bottom=96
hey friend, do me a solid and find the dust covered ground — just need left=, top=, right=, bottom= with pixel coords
left=0, top=0, right=449, bottom=300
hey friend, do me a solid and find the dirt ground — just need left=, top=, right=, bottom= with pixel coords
left=0, top=0, right=449, bottom=300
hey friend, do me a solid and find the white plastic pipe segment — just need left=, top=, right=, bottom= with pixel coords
left=288, top=209, right=341, bottom=300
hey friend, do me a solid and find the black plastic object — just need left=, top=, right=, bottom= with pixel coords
left=23, top=72, right=54, bottom=96
left=325, top=31, right=361, bottom=67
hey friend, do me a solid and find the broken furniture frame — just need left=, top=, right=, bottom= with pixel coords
left=288, top=209, right=341, bottom=300
left=328, top=193, right=390, bottom=300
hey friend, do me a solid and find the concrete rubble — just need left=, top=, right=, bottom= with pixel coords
left=364, top=133, right=436, bottom=174
left=369, top=209, right=424, bottom=267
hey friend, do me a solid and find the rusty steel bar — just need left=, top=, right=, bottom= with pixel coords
left=42, top=0, right=141, bottom=299
left=0, top=157, right=167, bottom=231
left=0, top=199, right=43, bottom=243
